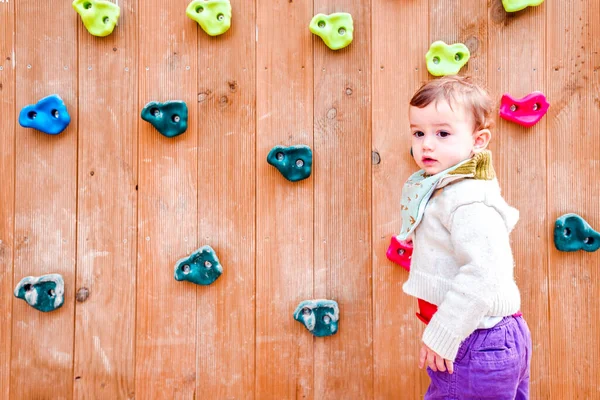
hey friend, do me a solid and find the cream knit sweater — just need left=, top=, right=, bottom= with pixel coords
left=402, top=178, right=521, bottom=361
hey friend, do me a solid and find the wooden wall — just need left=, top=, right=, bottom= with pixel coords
left=0, top=0, right=598, bottom=398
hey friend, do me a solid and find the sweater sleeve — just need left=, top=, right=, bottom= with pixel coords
left=422, top=201, right=513, bottom=361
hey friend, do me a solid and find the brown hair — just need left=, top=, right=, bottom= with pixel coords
left=410, top=76, right=494, bottom=131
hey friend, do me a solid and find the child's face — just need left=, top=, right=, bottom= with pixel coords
left=409, top=99, right=477, bottom=175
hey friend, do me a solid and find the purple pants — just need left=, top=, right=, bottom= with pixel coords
left=425, top=315, right=532, bottom=400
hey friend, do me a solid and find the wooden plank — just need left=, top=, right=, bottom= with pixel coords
left=255, top=0, right=314, bottom=398
left=11, top=1, right=78, bottom=398
left=547, top=0, right=600, bottom=398
left=313, top=1, right=373, bottom=397
left=0, top=1, right=15, bottom=397
left=371, top=0, right=430, bottom=398
left=486, top=1, right=550, bottom=398
left=135, top=1, right=198, bottom=397
left=73, top=0, right=137, bottom=398
left=194, top=0, right=256, bottom=398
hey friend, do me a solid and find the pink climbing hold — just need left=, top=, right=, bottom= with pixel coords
left=386, top=236, right=413, bottom=271
left=499, top=91, right=549, bottom=128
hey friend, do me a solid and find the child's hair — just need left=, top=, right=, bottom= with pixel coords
left=410, top=76, right=494, bottom=131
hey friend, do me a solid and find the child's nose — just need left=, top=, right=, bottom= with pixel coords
left=422, top=135, right=435, bottom=150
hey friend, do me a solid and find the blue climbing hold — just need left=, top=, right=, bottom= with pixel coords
left=554, top=213, right=600, bottom=252
left=294, top=299, right=339, bottom=337
left=267, top=145, right=313, bottom=182
left=141, top=100, right=188, bottom=138
left=18, top=95, right=71, bottom=135
left=14, top=274, right=65, bottom=312
left=174, top=245, right=223, bottom=285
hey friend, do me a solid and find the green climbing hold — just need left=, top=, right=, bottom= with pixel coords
left=186, top=0, right=232, bottom=36
left=554, top=213, right=600, bottom=252
left=294, top=299, right=340, bottom=337
left=267, top=145, right=312, bottom=182
left=309, top=12, right=353, bottom=50
left=174, top=246, right=223, bottom=286
left=72, top=0, right=120, bottom=37
left=14, top=274, right=65, bottom=312
left=425, top=41, right=470, bottom=77
left=141, top=101, right=188, bottom=138
left=502, top=0, right=544, bottom=13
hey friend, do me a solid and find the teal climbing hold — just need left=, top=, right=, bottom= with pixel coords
left=267, top=145, right=312, bottom=182
left=309, top=13, right=354, bottom=50
left=554, top=213, right=600, bottom=252
left=425, top=41, right=470, bottom=77
left=174, top=246, right=223, bottom=285
left=294, top=299, right=339, bottom=337
left=18, top=94, right=71, bottom=135
left=186, top=0, right=232, bottom=36
left=141, top=101, right=188, bottom=138
left=502, top=0, right=544, bottom=13
left=72, top=0, right=120, bottom=37
left=14, top=274, right=65, bottom=312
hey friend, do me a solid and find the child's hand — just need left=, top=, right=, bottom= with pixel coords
left=419, top=343, right=454, bottom=374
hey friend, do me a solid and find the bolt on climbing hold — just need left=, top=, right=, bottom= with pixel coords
left=267, top=145, right=313, bottom=182
left=186, top=0, right=232, bottom=36
left=141, top=100, right=188, bottom=138
left=174, top=245, right=223, bottom=285
left=425, top=41, right=470, bottom=77
left=309, top=13, right=354, bottom=50
left=386, top=236, right=413, bottom=271
left=19, top=94, right=71, bottom=135
left=499, top=92, right=549, bottom=128
left=294, top=299, right=340, bottom=337
left=14, top=274, right=65, bottom=312
left=502, top=0, right=544, bottom=13
left=72, top=0, right=120, bottom=37
left=554, top=213, right=600, bottom=252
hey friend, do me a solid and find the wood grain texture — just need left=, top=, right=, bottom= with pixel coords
left=371, top=0, right=431, bottom=397
left=255, top=1, right=314, bottom=399
left=11, top=1, right=78, bottom=399
left=73, top=0, right=137, bottom=398
left=195, top=0, right=256, bottom=398
left=313, top=0, right=373, bottom=398
left=0, top=1, right=15, bottom=398
left=487, top=1, right=550, bottom=398
left=135, top=1, right=198, bottom=398
left=547, top=0, right=600, bottom=398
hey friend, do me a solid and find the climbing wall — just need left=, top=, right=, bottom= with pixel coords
left=0, top=0, right=598, bottom=399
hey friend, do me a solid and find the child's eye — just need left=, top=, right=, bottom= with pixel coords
left=438, top=131, right=451, bottom=138
left=413, top=131, right=424, bottom=137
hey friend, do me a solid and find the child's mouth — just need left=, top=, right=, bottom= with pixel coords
left=422, top=157, right=437, bottom=165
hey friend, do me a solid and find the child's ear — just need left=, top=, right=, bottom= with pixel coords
left=473, top=128, right=491, bottom=153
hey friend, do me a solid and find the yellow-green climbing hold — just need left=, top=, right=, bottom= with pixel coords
left=502, top=0, right=544, bottom=13
left=73, top=0, right=120, bottom=37
left=425, top=41, right=470, bottom=77
left=186, top=0, right=232, bottom=37
left=309, top=13, right=354, bottom=50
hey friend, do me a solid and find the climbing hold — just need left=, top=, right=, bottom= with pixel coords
left=186, top=0, right=232, bottom=36
left=174, top=245, right=223, bottom=285
left=499, top=92, right=549, bottom=128
left=267, top=145, right=312, bottom=182
left=386, top=236, right=413, bottom=272
left=502, top=0, right=544, bottom=13
left=18, top=94, right=71, bottom=135
left=554, top=213, right=600, bottom=252
left=425, top=41, right=470, bottom=77
left=294, top=299, right=339, bottom=337
left=141, top=101, right=188, bottom=138
left=72, top=0, right=120, bottom=37
left=309, top=13, right=354, bottom=50
left=14, top=274, right=65, bottom=312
